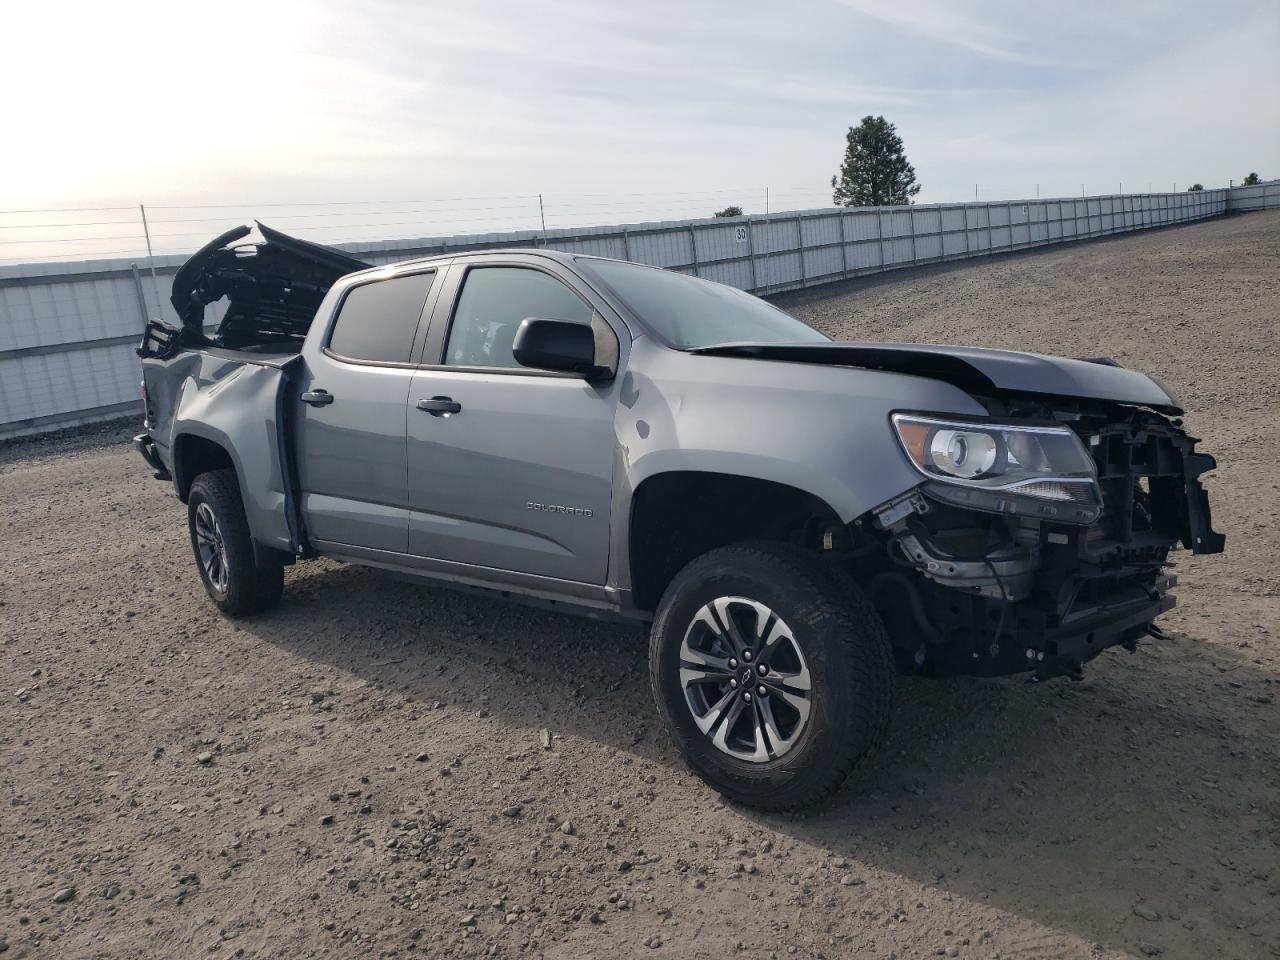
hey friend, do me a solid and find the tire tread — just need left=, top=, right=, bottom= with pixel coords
left=188, top=468, right=284, bottom=617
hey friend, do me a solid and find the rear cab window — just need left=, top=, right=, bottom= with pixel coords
left=327, top=270, right=436, bottom=364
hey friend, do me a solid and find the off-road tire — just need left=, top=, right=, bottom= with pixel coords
left=650, top=541, right=893, bottom=811
left=187, top=468, right=284, bottom=617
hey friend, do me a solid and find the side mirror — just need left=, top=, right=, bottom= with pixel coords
left=512, top=318, right=610, bottom=379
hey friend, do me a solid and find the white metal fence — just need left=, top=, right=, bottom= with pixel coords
left=1, top=183, right=1275, bottom=440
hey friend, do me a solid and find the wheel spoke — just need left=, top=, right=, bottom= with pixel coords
left=758, top=695, right=784, bottom=749
left=764, top=664, right=812, bottom=693
left=678, top=636, right=731, bottom=672
left=679, top=665, right=731, bottom=687
left=747, top=699, right=772, bottom=761
left=709, top=696, right=748, bottom=753
left=774, top=686, right=812, bottom=719
left=753, top=616, right=790, bottom=663
left=710, top=597, right=750, bottom=654
left=692, top=686, right=738, bottom=735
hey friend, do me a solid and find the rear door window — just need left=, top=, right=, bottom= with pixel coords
left=327, top=271, right=435, bottom=364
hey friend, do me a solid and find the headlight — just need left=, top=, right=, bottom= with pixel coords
left=891, top=414, right=1098, bottom=506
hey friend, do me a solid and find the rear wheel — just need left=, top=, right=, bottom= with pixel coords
left=650, top=542, right=893, bottom=810
left=187, top=469, right=283, bottom=617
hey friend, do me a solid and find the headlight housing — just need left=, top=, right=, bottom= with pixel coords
left=891, top=414, right=1102, bottom=521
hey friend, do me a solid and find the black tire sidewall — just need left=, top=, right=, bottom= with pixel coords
left=650, top=544, right=890, bottom=809
left=186, top=469, right=282, bottom=617
left=188, top=482, right=233, bottom=604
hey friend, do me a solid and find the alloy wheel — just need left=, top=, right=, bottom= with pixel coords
left=194, top=502, right=229, bottom=595
left=679, top=596, right=813, bottom=762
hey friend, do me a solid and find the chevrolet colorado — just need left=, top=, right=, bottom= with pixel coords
left=136, top=224, right=1224, bottom=809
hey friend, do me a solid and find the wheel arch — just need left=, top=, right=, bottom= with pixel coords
left=171, top=427, right=242, bottom=502
left=625, top=469, right=846, bottom=612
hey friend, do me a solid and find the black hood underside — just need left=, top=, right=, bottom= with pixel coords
left=693, top=341, right=1183, bottom=415
left=170, top=223, right=371, bottom=348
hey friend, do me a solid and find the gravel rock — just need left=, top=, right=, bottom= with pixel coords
left=2, top=215, right=1275, bottom=960
left=52, top=887, right=76, bottom=904
left=1134, top=904, right=1161, bottom=921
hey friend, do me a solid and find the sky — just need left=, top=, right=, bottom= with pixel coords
left=2, top=0, right=1277, bottom=261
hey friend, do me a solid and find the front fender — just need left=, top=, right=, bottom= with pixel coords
left=606, top=342, right=989, bottom=595
left=618, top=344, right=989, bottom=522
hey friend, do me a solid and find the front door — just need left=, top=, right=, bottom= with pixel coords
left=406, top=263, right=618, bottom=583
left=296, top=269, right=437, bottom=553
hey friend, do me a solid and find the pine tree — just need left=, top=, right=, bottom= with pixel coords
left=831, top=116, right=921, bottom=206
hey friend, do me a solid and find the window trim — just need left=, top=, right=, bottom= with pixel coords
left=320, top=267, right=439, bottom=369
left=432, top=262, right=611, bottom=377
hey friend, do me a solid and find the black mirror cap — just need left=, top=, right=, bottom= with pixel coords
left=512, top=317, right=612, bottom=380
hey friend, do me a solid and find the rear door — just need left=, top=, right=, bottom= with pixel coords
left=405, top=258, right=622, bottom=583
left=295, top=268, right=438, bottom=553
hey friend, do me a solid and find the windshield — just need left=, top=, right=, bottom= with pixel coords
left=581, top=258, right=829, bottom=349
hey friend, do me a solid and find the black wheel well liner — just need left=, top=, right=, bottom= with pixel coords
left=628, top=472, right=843, bottom=611
left=172, top=434, right=236, bottom=501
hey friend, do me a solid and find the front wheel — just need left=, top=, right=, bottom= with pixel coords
left=650, top=542, right=893, bottom=810
left=187, top=469, right=283, bottom=617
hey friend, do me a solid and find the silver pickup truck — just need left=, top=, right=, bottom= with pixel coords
left=136, top=224, right=1224, bottom=809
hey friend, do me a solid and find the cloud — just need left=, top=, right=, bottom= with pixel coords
left=1, top=0, right=1275, bottom=256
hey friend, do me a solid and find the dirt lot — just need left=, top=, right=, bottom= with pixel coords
left=2, top=212, right=1277, bottom=960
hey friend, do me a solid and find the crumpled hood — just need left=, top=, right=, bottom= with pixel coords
left=691, top=341, right=1182, bottom=414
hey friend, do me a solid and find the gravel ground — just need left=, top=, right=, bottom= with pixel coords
left=1, top=212, right=1277, bottom=960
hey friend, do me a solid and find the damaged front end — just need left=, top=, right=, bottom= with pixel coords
left=862, top=403, right=1224, bottom=681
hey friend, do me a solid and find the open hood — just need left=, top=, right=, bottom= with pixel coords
left=171, top=223, right=371, bottom=347
left=692, top=341, right=1182, bottom=414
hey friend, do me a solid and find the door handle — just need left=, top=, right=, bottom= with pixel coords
left=416, top=396, right=461, bottom=416
left=301, top=389, right=334, bottom=406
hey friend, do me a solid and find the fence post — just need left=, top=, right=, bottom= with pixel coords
left=837, top=211, right=849, bottom=278
left=908, top=205, right=918, bottom=264
left=622, top=227, right=632, bottom=261
left=130, top=264, right=149, bottom=329
left=746, top=218, right=759, bottom=292
left=688, top=224, right=700, bottom=277
left=796, top=214, right=806, bottom=286
left=877, top=207, right=887, bottom=268
left=138, top=204, right=163, bottom=320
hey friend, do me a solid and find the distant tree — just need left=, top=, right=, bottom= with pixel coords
left=714, top=205, right=744, bottom=218
left=831, top=116, right=921, bottom=206
left=1187, top=183, right=1204, bottom=191
left=1242, top=172, right=1261, bottom=185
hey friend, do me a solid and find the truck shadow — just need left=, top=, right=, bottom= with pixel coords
left=244, top=561, right=1277, bottom=957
